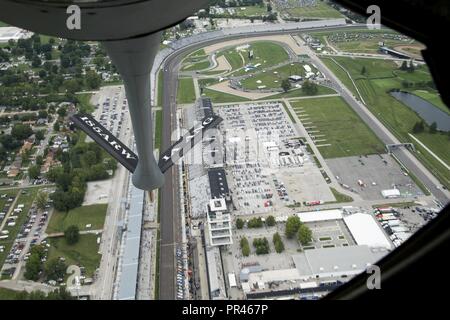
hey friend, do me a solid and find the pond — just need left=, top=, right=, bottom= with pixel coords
left=390, top=91, right=450, bottom=132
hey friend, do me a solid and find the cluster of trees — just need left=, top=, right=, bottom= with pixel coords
left=285, top=216, right=313, bottom=245
left=240, top=237, right=250, bottom=257
left=65, top=225, right=80, bottom=245
left=302, top=80, right=319, bottom=95
left=253, top=237, right=270, bottom=255
left=0, top=123, right=34, bottom=157
left=412, top=120, right=438, bottom=134
left=281, top=79, right=292, bottom=93
left=47, top=140, right=115, bottom=211
left=4, top=288, right=73, bottom=300
left=247, top=217, right=264, bottom=228
left=24, top=244, right=68, bottom=283
left=273, top=232, right=285, bottom=253
left=400, top=60, right=415, bottom=73
left=236, top=215, right=276, bottom=229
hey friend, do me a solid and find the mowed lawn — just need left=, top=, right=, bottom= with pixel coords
left=291, top=96, right=385, bottom=158
left=47, top=234, right=101, bottom=277
left=240, top=62, right=317, bottom=90
left=46, top=204, right=108, bottom=234
left=282, top=1, right=343, bottom=18
left=177, top=77, right=196, bottom=104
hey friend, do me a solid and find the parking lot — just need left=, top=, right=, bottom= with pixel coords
left=326, top=154, right=423, bottom=200
left=0, top=188, right=54, bottom=280
left=215, top=102, right=334, bottom=215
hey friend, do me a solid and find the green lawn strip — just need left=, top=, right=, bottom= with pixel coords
left=202, top=88, right=250, bottom=104
left=47, top=234, right=100, bottom=278
left=291, top=96, right=385, bottom=158
left=328, top=187, right=354, bottom=203
left=46, top=204, right=107, bottom=234
left=154, top=109, right=163, bottom=150
left=176, top=77, right=196, bottom=104
left=182, top=60, right=211, bottom=72
left=157, top=70, right=163, bottom=107
left=265, top=85, right=336, bottom=100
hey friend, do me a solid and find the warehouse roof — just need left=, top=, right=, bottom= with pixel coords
left=344, top=213, right=392, bottom=249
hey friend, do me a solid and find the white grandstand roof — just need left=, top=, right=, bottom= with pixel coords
left=344, top=213, right=392, bottom=249
left=296, top=209, right=343, bottom=223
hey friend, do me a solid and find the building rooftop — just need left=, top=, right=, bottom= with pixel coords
left=344, top=213, right=393, bottom=249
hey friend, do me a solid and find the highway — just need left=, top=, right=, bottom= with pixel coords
left=157, top=24, right=449, bottom=299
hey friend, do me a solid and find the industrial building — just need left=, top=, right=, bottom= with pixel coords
left=343, top=213, right=393, bottom=250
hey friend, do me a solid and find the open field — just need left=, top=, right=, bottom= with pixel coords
left=309, top=28, right=420, bottom=54
left=323, top=56, right=450, bottom=188
left=291, top=96, right=385, bottom=158
left=218, top=41, right=290, bottom=76
left=47, top=234, right=101, bottom=278
left=177, top=77, right=196, bottom=104
left=0, top=288, right=18, bottom=299
left=46, top=204, right=107, bottom=234
left=279, top=1, right=343, bottom=19
left=240, top=62, right=317, bottom=90
left=212, top=5, right=268, bottom=18
left=263, top=85, right=336, bottom=99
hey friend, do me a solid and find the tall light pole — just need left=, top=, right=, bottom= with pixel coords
left=0, top=0, right=208, bottom=191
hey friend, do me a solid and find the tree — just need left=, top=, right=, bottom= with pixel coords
left=297, top=224, right=313, bottom=246
left=281, top=79, right=291, bottom=93
left=240, top=237, right=250, bottom=257
left=53, top=122, right=60, bottom=132
left=36, top=190, right=48, bottom=210
left=273, top=232, right=285, bottom=253
left=407, top=60, right=415, bottom=73
left=11, top=124, right=33, bottom=140
left=412, top=120, right=425, bottom=134
left=253, top=237, right=270, bottom=255
left=28, top=165, right=41, bottom=180
left=400, top=60, right=408, bottom=71
left=361, top=65, right=367, bottom=75
left=247, top=217, right=263, bottom=228
left=236, top=218, right=244, bottom=229
left=24, top=255, right=41, bottom=281
left=64, top=225, right=80, bottom=245
left=57, top=106, right=67, bottom=118
left=45, top=258, right=67, bottom=281
left=302, top=80, right=318, bottom=95
left=285, top=216, right=301, bottom=239
left=266, top=215, right=276, bottom=227
left=85, top=70, right=102, bottom=89
left=430, top=122, right=438, bottom=134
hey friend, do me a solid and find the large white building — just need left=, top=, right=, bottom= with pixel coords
left=344, top=213, right=393, bottom=250
left=0, top=27, right=32, bottom=43
left=206, top=198, right=233, bottom=246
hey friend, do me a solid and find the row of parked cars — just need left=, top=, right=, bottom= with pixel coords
left=176, top=247, right=186, bottom=299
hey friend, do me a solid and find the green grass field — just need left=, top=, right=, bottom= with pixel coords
left=281, top=1, right=343, bottom=19
left=47, top=234, right=101, bottom=278
left=329, top=187, right=354, bottom=203
left=0, top=288, right=19, bottom=300
left=291, top=96, right=385, bottom=158
left=222, top=41, right=290, bottom=76
left=157, top=70, right=163, bottom=106
left=262, top=85, right=336, bottom=100
left=0, top=21, right=9, bottom=27
left=323, top=56, right=450, bottom=188
left=181, top=59, right=211, bottom=72
left=177, top=77, right=196, bottom=104
left=154, top=109, right=162, bottom=150
left=202, top=89, right=250, bottom=104
left=240, top=62, right=317, bottom=90
left=46, top=204, right=107, bottom=234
